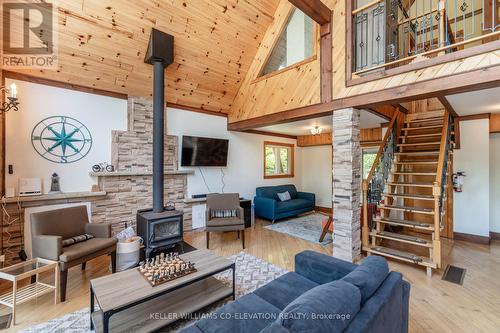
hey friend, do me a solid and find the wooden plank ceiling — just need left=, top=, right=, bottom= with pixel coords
left=7, top=0, right=279, bottom=114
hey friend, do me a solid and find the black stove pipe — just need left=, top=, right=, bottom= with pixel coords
left=152, top=60, right=165, bottom=213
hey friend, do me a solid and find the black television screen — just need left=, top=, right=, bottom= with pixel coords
left=181, top=136, right=229, bottom=167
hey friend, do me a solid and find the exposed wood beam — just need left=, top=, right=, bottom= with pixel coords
left=490, top=114, right=500, bottom=133
left=3, top=71, right=128, bottom=100
left=166, top=103, right=228, bottom=118
left=243, top=130, right=297, bottom=140
left=395, top=104, right=409, bottom=114
left=288, top=0, right=331, bottom=25
left=320, top=22, right=332, bottom=103
left=437, top=96, right=459, bottom=118
left=228, top=102, right=334, bottom=131
left=338, top=65, right=500, bottom=109
left=366, top=105, right=397, bottom=121
left=457, top=113, right=490, bottom=121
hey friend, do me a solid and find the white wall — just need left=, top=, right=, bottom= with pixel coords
left=167, top=108, right=302, bottom=200
left=5, top=79, right=128, bottom=194
left=453, top=119, right=490, bottom=237
left=301, top=145, right=332, bottom=208
left=490, top=133, right=500, bottom=233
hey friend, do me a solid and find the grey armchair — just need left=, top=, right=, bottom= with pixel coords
left=205, top=193, right=245, bottom=249
left=30, top=205, right=117, bottom=302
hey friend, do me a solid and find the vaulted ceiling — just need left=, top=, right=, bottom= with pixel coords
left=7, top=0, right=279, bottom=113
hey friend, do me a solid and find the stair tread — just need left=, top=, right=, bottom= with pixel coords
left=387, top=182, right=434, bottom=187
left=405, top=117, right=443, bottom=123
left=370, top=231, right=432, bottom=247
left=405, top=133, right=442, bottom=138
left=396, top=151, right=439, bottom=155
left=393, top=172, right=437, bottom=175
left=364, top=246, right=436, bottom=267
left=374, top=217, right=435, bottom=230
left=382, top=193, right=434, bottom=199
left=380, top=204, right=434, bottom=213
left=402, top=125, right=443, bottom=131
left=397, top=142, right=441, bottom=146
left=395, top=160, right=439, bottom=164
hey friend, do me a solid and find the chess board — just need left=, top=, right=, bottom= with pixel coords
left=137, top=252, right=197, bottom=287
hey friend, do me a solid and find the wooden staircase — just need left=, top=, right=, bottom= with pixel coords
left=362, top=110, right=454, bottom=277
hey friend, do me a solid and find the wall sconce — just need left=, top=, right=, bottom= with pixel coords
left=1, top=83, right=20, bottom=113
left=310, top=126, right=323, bottom=135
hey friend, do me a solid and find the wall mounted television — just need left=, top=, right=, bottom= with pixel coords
left=181, top=136, right=229, bottom=167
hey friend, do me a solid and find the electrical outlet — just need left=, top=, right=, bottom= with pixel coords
left=0, top=254, right=5, bottom=262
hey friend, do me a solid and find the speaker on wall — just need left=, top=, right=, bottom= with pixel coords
left=144, top=28, right=174, bottom=67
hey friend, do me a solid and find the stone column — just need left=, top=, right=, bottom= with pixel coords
left=332, top=108, right=361, bottom=262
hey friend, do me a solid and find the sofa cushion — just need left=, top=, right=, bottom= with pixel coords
left=276, top=199, right=311, bottom=213
left=206, top=217, right=243, bottom=227
left=256, top=185, right=298, bottom=201
left=341, top=256, right=389, bottom=304
left=278, top=280, right=361, bottom=333
left=59, top=237, right=117, bottom=262
left=254, top=272, right=318, bottom=310
left=196, top=293, right=281, bottom=333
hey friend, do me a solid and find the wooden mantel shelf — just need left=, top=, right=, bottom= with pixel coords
left=3, top=191, right=107, bottom=204
left=89, top=170, right=194, bottom=177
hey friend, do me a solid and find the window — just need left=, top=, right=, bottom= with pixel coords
left=264, top=142, right=295, bottom=179
left=362, top=148, right=378, bottom=180
left=259, top=8, right=316, bottom=77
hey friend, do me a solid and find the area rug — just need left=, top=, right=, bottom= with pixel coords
left=264, top=213, right=333, bottom=245
left=20, top=252, right=288, bottom=333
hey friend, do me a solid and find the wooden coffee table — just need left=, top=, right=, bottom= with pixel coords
left=89, top=249, right=235, bottom=333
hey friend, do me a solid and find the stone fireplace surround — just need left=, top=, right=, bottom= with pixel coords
left=2, top=97, right=193, bottom=264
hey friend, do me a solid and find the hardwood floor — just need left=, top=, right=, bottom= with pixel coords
left=1, top=219, right=499, bottom=333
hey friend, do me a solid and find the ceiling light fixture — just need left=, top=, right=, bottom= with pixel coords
left=310, top=126, right=322, bottom=135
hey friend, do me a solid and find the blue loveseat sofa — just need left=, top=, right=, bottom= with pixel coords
left=181, top=251, right=410, bottom=333
left=254, top=185, right=315, bottom=222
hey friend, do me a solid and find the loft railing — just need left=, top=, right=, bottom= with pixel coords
left=352, top=0, right=500, bottom=75
left=431, top=110, right=452, bottom=268
left=362, top=109, right=402, bottom=247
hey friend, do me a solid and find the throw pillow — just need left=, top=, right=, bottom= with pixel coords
left=341, top=255, right=389, bottom=304
left=277, top=191, right=291, bottom=202
left=62, top=234, right=94, bottom=247
left=211, top=209, right=237, bottom=218
left=278, top=280, right=361, bottom=333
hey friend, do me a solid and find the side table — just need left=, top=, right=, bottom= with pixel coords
left=0, top=258, right=59, bottom=327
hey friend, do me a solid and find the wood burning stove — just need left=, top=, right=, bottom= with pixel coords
left=137, top=29, right=180, bottom=259
left=137, top=209, right=183, bottom=259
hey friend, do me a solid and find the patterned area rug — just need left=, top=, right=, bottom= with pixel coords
left=20, top=252, right=288, bottom=333
left=264, top=213, right=333, bottom=245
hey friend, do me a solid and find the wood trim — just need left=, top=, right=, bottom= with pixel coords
left=490, top=232, right=500, bottom=240
left=297, top=132, right=332, bottom=146
left=320, top=22, right=332, bottom=103
left=252, top=56, right=318, bottom=84
left=366, top=105, right=396, bottom=120
left=244, top=130, right=297, bottom=140
left=314, top=206, right=332, bottom=214
left=454, top=117, right=461, bottom=149
left=435, top=110, right=450, bottom=184
left=1, top=71, right=5, bottom=196
left=2, top=71, right=128, bottom=100
left=263, top=141, right=295, bottom=179
left=437, top=96, right=459, bottom=118
left=228, top=102, right=334, bottom=131
left=338, top=65, right=500, bottom=109
left=457, top=113, right=491, bottom=121
left=166, top=103, right=228, bottom=118
left=352, top=0, right=383, bottom=15
left=347, top=40, right=500, bottom=86
left=454, top=232, right=490, bottom=245
left=288, top=0, right=332, bottom=25
left=490, top=114, right=500, bottom=133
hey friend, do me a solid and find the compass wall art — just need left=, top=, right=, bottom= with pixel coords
left=31, top=116, right=93, bottom=164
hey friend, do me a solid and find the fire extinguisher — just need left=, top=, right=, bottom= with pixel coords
left=452, top=172, right=466, bottom=192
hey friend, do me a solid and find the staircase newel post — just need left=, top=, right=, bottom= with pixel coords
left=362, top=180, right=369, bottom=248
left=432, top=182, right=442, bottom=268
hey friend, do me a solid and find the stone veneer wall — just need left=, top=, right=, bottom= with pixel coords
left=2, top=97, right=191, bottom=264
left=332, top=108, right=362, bottom=262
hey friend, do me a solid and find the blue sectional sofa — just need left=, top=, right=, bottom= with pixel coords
left=181, top=251, right=410, bottom=333
left=254, top=185, right=315, bottom=222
